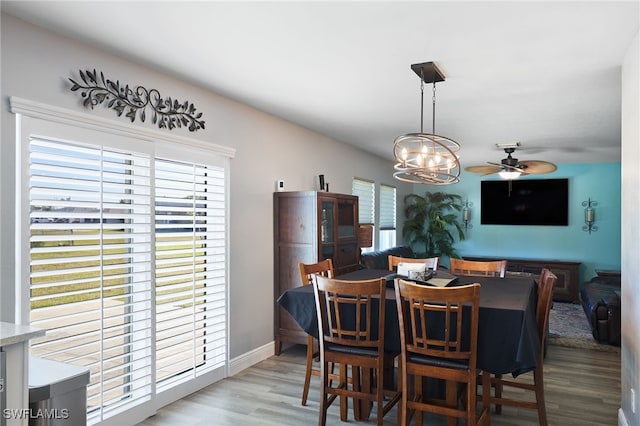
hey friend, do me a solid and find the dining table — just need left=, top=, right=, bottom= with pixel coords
left=277, top=268, right=540, bottom=422
left=277, top=268, right=540, bottom=378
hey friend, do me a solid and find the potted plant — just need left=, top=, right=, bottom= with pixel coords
left=402, top=191, right=466, bottom=258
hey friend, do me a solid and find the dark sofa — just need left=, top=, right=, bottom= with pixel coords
left=360, top=246, right=415, bottom=270
left=579, top=273, right=621, bottom=346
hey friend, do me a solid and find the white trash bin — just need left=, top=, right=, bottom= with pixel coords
left=29, top=357, right=90, bottom=426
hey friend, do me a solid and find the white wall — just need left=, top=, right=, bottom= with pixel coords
left=620, top=31, right=640, bottom=426
left=0, top=13, right=413, bottom=360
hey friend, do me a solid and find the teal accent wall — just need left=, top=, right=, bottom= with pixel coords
left=430, top=163, right=621, bottom=285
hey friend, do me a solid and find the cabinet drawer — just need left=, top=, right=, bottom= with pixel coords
left=336, top=242, right=358, bottom=269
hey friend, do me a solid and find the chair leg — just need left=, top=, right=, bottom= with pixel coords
left=302, top=336, right=314, bottom=406
left=414, top=375, right=423, bottom=426
left=398, top=361, right=408, bottom=426
left=466, top=377, right=475, bottom=426
left=318, top=359, right=328, bottom=426
left=494, top=373, right=503, bottom=414
left=377, top=364, right=385, bottom=426
left=445, top=380, right=457, bottom=426
left=341, top=364, right=349, bottom=421
left=533, top=367, right=548, bottom=426
left=396, top=360, right=403, bottom=426
left=482, top=371, right=491, bottom=426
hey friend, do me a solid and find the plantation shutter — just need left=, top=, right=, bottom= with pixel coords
left=154, top=156, right=227, bottom=391
left=379, top=185, right=397, bottom=230
left=29, top=137, right=154, bottom=422
left=352, top=178, right=374, bottom=225
left=16, top=98, right=232, bottom=425
left=26, top=134, right=228, bottom=424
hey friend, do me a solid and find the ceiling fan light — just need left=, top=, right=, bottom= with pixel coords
left=499, top=170, right=522, bottom=180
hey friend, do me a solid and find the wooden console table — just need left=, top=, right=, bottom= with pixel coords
left=463, top=256, right=581, bottom=302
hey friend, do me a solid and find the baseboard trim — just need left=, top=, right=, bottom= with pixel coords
left=619, top=408, right=629, bottom=426
left=228, top=341, right=275, bottom=376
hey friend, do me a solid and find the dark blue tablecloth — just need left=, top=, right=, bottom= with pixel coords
left=277, top=270, right=539, bottom=377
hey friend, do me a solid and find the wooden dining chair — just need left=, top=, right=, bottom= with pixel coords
left=298, top=259, right=334, bottom=406
left=450, top=258, right=507, bottom=278
left=483, top=268, right=557, bottom=426
left=312, top=275, right=401, bottom=426
left=538, top=267, right=552, bottom=289
left=388, top=255, right=439, bottom=272
left=394, top=279, right=490, bottom=426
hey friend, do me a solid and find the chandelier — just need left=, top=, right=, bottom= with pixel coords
left=393, top=62, right=461, bottom=185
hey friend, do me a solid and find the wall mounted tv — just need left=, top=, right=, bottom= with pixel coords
left=480, top=178, right=569, bottom=226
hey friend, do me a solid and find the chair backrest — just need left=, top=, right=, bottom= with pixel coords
left=313, top=275, right=386, bottom=352
left=394, top=279, right=481, bottom=365
left=299, top=259, right=334, bottom=286
left=538, top=267, right=552, bottom=290
left=536, top=268, right=557, bottom=346
left=450, top=258, right=507, bottom=278
left=388, top=255, right=439, bottom=272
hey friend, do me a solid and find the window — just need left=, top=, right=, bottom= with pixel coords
left=15, top=97, right=233, bottom=425
left=352, top=178, right=375, bottom=252
left=379, top=184, right=397, bottom=250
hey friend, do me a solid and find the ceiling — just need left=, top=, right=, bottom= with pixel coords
left=2, top=1, right=639, bottom=168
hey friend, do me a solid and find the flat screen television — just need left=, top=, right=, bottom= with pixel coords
left=480, top=178, right=569, bottom=226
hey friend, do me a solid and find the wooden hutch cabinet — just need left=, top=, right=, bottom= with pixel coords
left=464, top=256, right=581, bottom=302
left=274, top=191, right=360, bottom=354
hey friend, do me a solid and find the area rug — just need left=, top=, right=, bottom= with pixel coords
left=548, top=302, right=620, bottom=353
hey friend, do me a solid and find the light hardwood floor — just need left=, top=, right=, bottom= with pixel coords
left=137, top=343, right=620, bottom=425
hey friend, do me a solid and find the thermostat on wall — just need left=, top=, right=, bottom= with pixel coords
left=276, top=180, right=285, bottom=192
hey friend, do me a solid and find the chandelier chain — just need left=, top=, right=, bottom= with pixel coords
left=420, top=69, right=425, bottom=133
left=432, top=81, right=436, bottom=134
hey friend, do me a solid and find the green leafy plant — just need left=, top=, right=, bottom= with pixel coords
left=402, top=191, right=465, bottom=258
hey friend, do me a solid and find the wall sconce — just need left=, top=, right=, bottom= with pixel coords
left=582, top=198, right=598, bottom=234
left=462, top=200, right=473, bottom=231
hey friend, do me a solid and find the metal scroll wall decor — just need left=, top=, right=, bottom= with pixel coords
left=69, top=69, right=205, bottom=132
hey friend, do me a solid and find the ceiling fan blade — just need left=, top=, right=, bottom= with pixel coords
left=519, top=160, right=557, bottom=174
left=465, top=165, right=501, bottom=174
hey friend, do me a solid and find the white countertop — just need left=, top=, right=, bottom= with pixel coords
left=0, top=322, right=45, bottom=346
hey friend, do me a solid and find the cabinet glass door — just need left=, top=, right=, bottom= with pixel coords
left=337, top=199, right=355, bottom=238
left=320, top=201, right=334, bottom=243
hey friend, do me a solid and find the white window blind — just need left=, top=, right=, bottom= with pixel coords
left=379, top=185, right=397, bottom=250
left=380, top=185, right=397, bottom=230
left=27, top=136, right=228, bottom=424
left=352, top=178, right=375, bottom=225
left=29, top=137, right=154, bottom=422
left=154, top=158, right=226, bottom=391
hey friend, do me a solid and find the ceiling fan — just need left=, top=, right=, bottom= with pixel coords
left=465, top=143, right=557, bottom=179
